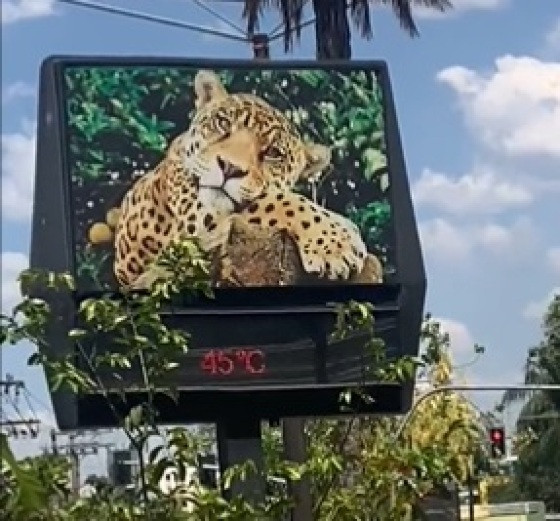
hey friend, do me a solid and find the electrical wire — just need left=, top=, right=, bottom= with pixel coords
left=56, top=0, right=250, bottom=42
left=5, top=392, right=28, bottom=424
left=57, top=0, right=315, bottom=51
left=23, top=387, right=53, bottom=415
left=268, top=15, right=316, bottom=42
left=22, top=389, right=39, bottom=422
left=2, top=392, right=38, bottom=437
left=189, top=0, right=247, bottom=36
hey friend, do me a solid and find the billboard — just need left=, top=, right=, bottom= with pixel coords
left=32, top=58, right=425, bottom=428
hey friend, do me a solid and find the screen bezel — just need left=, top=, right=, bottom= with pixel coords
left=54, top=57, right=404, bottom=308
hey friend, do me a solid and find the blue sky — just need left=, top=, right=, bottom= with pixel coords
left=1, top=0, right=559, bottom=461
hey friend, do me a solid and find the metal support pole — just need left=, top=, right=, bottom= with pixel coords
left=69, top=434, right=80, bottom=495
left=251, top=34, right=313, bottom=520
left=216, top=418, right=265, bottom=503
left=252, top=33, right=270, bottom=59
left=51, top=429, right=58, bottom=455
left=467, top=471, right=475, bottom=521
left=282, top=418, right=314, bottom=521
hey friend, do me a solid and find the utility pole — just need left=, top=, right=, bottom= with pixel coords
left=0, top=419, right=40, bottom=438
left=467, top=470, right=476, bottom=521
left=247, top=36, right=313, bottom=520
left=1, top=375, right=40, bottom=438
left=0, top=376, right=25, bottom=393
left=49, top=430, right=112, bottom=494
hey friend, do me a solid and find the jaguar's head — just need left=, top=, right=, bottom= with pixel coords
left=171, top=70, right=331, bottom=209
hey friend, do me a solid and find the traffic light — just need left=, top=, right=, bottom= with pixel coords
left=489, top=427, right=505, bottom=458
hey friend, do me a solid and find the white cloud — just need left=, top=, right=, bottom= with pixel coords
left=546, top=247, right=560, bottom=275
left=437, top=56, right=560, bottom=158
left=451, top=0, right=506, bottom=8
left=2, top=0, right=55, bottom=24
left=435, top=317, right=475, bottom=355
left=419, top=216, right=537, bottom=263
left=523, top=287, right=560, bottom=320
left=415, top=0, right=507, bottom=19
left=413, top=165, right=533, bottom=215
left=1, top=251, right=28, bottom=313
left=1, top=122, right=36, bottom=222
left=474, top=222, right=514, bottom=254
left=419, top=218, right=471, bottom=262
left=2, top=81, right=35, bottom=104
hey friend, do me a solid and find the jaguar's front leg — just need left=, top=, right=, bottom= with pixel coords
left=196, top=215, right=242, bottom=286
left=240, top=189, right=367, bottom=280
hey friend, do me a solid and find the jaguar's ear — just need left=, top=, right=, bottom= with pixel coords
left=194, top=70, right=228, bottom=109
left=301, top=143, right=331, bottom=181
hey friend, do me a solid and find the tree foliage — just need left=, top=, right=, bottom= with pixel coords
left=403, top=319, right=486, bottom=483
left=240, top=0, right=453, bottom=58
left=1, top=240, right=487, bottom=520
left=503, top=293, right=560, bottom=512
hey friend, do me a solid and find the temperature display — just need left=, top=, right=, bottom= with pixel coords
left=199, top=348, right=266, bottom=377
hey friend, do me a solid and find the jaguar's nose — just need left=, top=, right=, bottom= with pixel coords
left=217, top=156, right=247, bottom=180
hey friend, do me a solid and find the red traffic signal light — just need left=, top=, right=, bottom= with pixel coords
left=491, top=430, right=502, bottom=441
left=489, top=427, right=505, bottom=458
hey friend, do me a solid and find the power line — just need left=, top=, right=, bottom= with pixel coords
left=56, top=0, right=250, bottom=42
left=0, top=419, right=40, bottom=438
left=268, top=16, right=316, bottom=43
left=188, top=0, right=247, bottom=36
left=2, top=378, right=29, bottom=425
left=22, top=389, right=39, bottom=421
left=1, top=376, right=44, bottom=438
left=24, top=387, right=54, bottom=415
left=56, top=0, right=312, bottom=52
left=268, top=0, right=311, bottom=39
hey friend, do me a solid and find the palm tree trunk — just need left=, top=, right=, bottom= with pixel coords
left=312, top=0, right=351, bottom=59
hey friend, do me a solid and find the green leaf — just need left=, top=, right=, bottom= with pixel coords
left=149, top=444, right=165, bottom=464
left=1, top=434, right=48, bottom=513
left=27, top=352, right=44, bottom=365
left=363, top=148, right=387, bottom=180
left=127, top=405, right=143, bottom=428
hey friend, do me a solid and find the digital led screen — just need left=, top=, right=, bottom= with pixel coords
left=62, top=65, right=394, bottom=292
left=32, top=58, right=425, bottom=428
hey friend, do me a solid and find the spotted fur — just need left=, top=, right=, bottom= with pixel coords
left=114, top=70, right=367, bottom=289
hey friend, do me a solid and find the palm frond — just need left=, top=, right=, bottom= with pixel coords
left=387, top=0, right=418, bottom=37
left=242, top=0, right=266, bottom=36
left=242, top=0, right=305, bottom=51
left=412, top=0, right=453, bottom=10
left=279, top=0, right=306, bottom=51
left=349, top=0, right=372, bottom=39
left=372, top=0, right=453, bottom=37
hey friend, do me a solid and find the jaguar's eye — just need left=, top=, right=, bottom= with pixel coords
left=265, top=146, right=283, bottom=160
left=215, top=115, right=231, bottom=134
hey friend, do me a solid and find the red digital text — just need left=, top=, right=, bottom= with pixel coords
left=199, top=348, right=266, bottom=377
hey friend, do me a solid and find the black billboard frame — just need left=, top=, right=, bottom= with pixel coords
left=31, top=56, right=426, bottom=430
